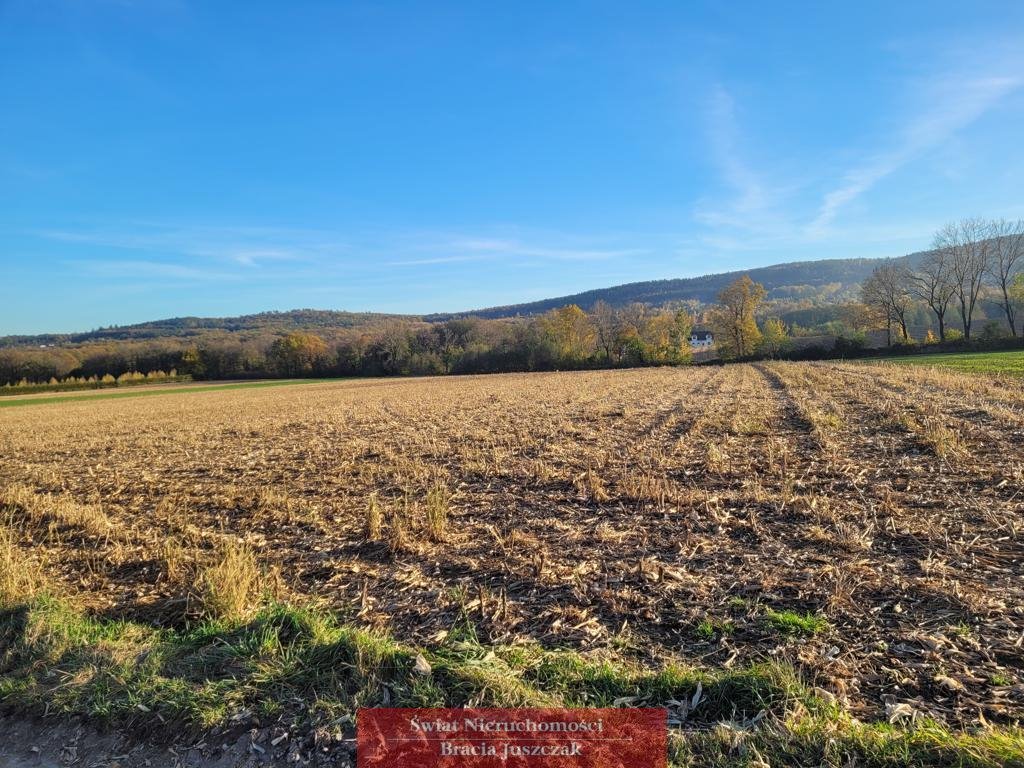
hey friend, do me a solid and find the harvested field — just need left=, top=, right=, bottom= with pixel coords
left=1, top=363, right=1023, bottom=765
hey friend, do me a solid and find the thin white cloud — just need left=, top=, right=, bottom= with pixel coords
left=458, top=239, right=640, bottom=261
left=39, top=223, right=644, bottom=276
left=71, top=259, right=240, bottom=281
left=388, top=236, right=643, bottom=267
left=198, top=247, right=303, bottom=267
left=692, top=84, right=797, bottom=236
left=808, top=74, right=1021, bottom=234
left=694, top=63, right=1023, bottom=258
left=37, top=223, right=346, bottom=267
left=697, top=85, right=766, bottom=222
left=389, top=254, right=481, bottom=267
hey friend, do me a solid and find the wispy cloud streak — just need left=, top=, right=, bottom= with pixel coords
left=808, top=74, right=1021, bottom=234
left=38, top=223, right=346, bottom=267
left=71, top=259, right=240, bottom=281
left=388, top=237, right=642, bottom=266
left=701, top=86, right=765, bottom=219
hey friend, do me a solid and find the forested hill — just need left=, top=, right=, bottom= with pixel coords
left=431, top=256, right=916, bottom=320
left=0, top=313, right=425, bottom=348
left=0, top=310, right=420, bottom=347
left=4, top=254, right=919, bottom=345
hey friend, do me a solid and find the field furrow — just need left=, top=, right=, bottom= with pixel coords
left=1, top=363, right=1022, bottom=734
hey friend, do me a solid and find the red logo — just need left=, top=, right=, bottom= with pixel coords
left=357, top=707, right=667, bottom=767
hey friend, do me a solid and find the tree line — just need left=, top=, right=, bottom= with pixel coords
left=0, top=304, right=696, bottom=385
left=4, top=219, right=1021, bottom=387
left=861, top=218, right=1024, bottom=345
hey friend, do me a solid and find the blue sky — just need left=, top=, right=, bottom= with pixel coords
left=2, top=1, right=1024, bottom=334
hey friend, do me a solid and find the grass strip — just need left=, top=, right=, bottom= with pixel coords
left=866, top=349, right=1024, bottom=377
left=0, top=379, right=339, bottom=409
left=0, top=598, right=1020, bottom=766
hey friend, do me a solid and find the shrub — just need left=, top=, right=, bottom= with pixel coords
left=980, top=321, right=1011, bottom=340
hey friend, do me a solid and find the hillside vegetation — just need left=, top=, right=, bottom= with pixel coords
left=437, top=257, right=886, bottom=319
left=3, top=257, right=881, bottom=349
left=4, top=238, right=1021, bottom=389
left=0, top=309, right=417, bottom=348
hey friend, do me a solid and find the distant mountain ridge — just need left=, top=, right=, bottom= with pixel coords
left=429, top=256, right=900, bottom=319
left=3, top=253, right=918, bottom=345
left=0, top=310, right=420, bottom=347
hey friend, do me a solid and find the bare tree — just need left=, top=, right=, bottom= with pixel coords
left=934, top=218, right=990, bottom=340
left=908, top=249, right=956, bottom=341
left=591, top=301, right=620, bottom=362
left=861, top=259, right=913, bottom=345
left=617, top=302, right=648, bottom=335
left=986, top=218, right=1024, bottom=337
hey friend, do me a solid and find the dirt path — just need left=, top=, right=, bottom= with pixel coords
left=0, top=715, right=355, bottom=767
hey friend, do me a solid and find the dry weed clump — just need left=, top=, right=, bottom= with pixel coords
left=0, top=525, right=47, bottom=606
left=0, top=482, right=36, bottom=513
left=523, top=458, right=554, bottom=484
left=159, top=536, right=191, bottom=584
left=704, top=442, right=727, bottom=474
left=883, top=403, right=967, bottom=459
left=365, top=493, right=383, bottom=541
left=0, top=482, right=111, bottom=538
left=833, top=519, right=875, bottom=552
left=48, top=495, right=112, bottom=538
left=199, top=540, right=265, bottom=622
left=424, top=482, right=451, bottom=542
left=573, top=468, right=610, bottom=502
left=387, top=503, right=411, bottom=556
left=919, top=420, right=967, bottom=459
left=255, top=486, right=293, bottom=515
left=618, top=472, right=675, bottom=507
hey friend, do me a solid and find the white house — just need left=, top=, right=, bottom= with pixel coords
left=690, top=329, right=713, bottom=348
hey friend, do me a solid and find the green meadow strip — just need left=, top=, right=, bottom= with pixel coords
left=866, top=349, right=1024, bottom=376
left=0, top=379, right=339, bottom=408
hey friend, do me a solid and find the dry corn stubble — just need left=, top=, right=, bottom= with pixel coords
left=0, top=364, right=1021, bottom=730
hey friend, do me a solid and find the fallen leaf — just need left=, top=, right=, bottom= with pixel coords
left=413, top=654, right=432, bottom=676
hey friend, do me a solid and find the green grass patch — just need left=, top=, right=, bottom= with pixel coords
left=762, top=608, right=829, bottom=636
left=0, top=599, right=801, bottom=729
left=0, top=379, right=339, bottom=409
left=695, top=617, right=735, bottom=640
left=681, top=717, right=1024, bottom=768
left=868, top=349, right=1024, bottom=377
left=0, top=597, right=1021, bottom=766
